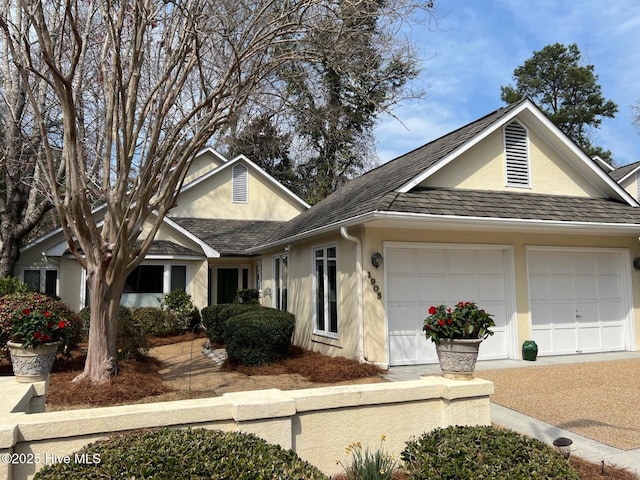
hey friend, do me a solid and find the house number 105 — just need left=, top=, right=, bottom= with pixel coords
left=367, top=271, right=382, bottom=299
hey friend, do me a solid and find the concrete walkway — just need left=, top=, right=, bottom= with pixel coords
left=385, top=351, right=640, bottom=476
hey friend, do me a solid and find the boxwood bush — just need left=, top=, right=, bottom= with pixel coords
left=225, top=307, right=295, bottom=366
left=401, top=425, right=580, bottom=479
left=34, top=428, right=328, bottom=480
left=131, top=307, right=182, bottom=337
left=0, top=292, right=83, bottom=358
left=201, top=303, right=259, bottom=344
left=80, top=305, right=149, bottom=360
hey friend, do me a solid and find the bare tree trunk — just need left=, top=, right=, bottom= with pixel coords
left=74, top=262, right=124, bottom=384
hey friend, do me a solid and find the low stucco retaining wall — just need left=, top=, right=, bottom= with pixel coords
left=0, top=376, right=493, bottom=479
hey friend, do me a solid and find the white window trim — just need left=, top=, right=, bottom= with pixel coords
left=20, top=267, right=59, bottom=296
left=503, top=120, right=531, bottom=188
left=312, top=244, right=339, bottom=338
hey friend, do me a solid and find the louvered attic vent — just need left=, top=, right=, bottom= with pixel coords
left=504, top=121, right=530, bottom=187
left=232, top=163, right=248, bottom=203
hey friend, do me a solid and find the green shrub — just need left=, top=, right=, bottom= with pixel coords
left=80, top=305, right=149, bottom=360
left=201, top=303, right=259, bottom=344
left=401, top=425, right=580, bottom=479
left=34, top=428, right=328, bottom=480
left=131, top=307, right=182, bottom=337
left=0, top=292, right=83, bottom=358
left=236, top=288, right=260, bottom=304
left=225, top=307, right=295, bottom=366
left=0, top=276, right=29, bottom=297
left=159, top=289, right=200, bottom=331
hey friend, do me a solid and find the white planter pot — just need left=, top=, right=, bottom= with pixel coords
left=7, top=340, right=60, bottom=382
left=435, top=338, right=482, bottom=380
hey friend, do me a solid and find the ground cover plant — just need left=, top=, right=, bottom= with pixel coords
left=34, top=428, right=328, bottom=479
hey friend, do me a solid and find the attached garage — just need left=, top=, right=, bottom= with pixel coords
left=527, top=247, right=634, bottom=356
left=385, top=243, right=515, bottom=366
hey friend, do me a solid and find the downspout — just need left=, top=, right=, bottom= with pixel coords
left=340, top=226, right=368, bottom=363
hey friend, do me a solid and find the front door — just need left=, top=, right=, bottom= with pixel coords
left=217, top=268, right=239, bottom=304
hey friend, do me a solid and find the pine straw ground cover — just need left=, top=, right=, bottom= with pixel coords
left=1, top=334, right=638, bottom=480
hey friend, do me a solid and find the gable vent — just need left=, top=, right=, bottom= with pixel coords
left=232, top=163, right=248, bottom=203
left=504, top=121, right=530, bottom=187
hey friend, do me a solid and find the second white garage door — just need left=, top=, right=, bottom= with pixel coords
left=528, top=248, right=631, bottom=356
left=385, top=243, right=513, bottom=366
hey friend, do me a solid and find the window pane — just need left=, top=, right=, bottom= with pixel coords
left=125, top=265, right=164, bottom=293
left=242, top=268, right=249, bottom=290
left=316, top=259, right=325, bottom=331
left=327, top=247, right=336, bottom=258
left=24, top=270, right=40, bottom=292
left=281, top=257, right=288, bottom=311
left=170, top=265, right=187, bottom=291
left=45, top=270, right=58, bottom=296
left=328, top=259, right=337, bottom=333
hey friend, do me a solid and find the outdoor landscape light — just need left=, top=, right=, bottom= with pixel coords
left=371, top=252, right=383, bottom=268
left=552, top=437, right=573, bottom=460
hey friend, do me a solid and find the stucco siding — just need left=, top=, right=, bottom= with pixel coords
left=171, top=165, right=304, bottom=220
left=422, top=128, right=604, bottom=198
left=349, top=227, right=640, bottom=367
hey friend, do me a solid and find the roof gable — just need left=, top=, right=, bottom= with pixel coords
left=256, top=99, right=640, bottom=248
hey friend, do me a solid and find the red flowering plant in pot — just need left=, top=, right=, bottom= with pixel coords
left=423, top=301, right=495, bottom=345
left=10, top=307, right=71, bottom=349
left=424, top=301, right=495, bottom=380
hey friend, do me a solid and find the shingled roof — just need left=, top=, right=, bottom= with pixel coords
left=171, top=218, right=287, bottom=256
left=610, top=160, right=640, bottom=182
left=257, top=100, right=640, bottom=248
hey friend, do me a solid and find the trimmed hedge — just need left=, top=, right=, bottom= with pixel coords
left=0, top=292, right=83, bottom=359
left=79, top=306, right=150, bottom=360
left=401, top=425, right=580, bottom=479
left=225, top=307, right=295, bottom=366
left=131, top=307, right=182, bottom=337
left=201, top=303, right=259, bottom=344
left=34, top=428, right=328, bottom=479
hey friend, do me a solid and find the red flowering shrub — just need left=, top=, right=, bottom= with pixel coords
left=423, top=301, right=495, bottom=346
left=0, top=293, right=83, bottom=357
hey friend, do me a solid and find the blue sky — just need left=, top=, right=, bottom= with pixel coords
left=374, top=0, right=640, bottom=167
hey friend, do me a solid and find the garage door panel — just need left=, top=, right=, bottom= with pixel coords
left=574, top=277, right=598, bottom=299
left=598, top=277, right=621, bottom=299
left=387, top=246, right=511, bottom=365
left=528, top=249, right=627, bottom=356
left=550, top=277, right=573, bottom=300
left=387, top=276, right=420, bottom=302
left=476, top=251, right=506, bottom=274
left=419, top=276, right=448, bottom=299
left=529, top=276, right=550, bottom=300
left=477, top=276, right=506, bottom=302
left=449, top=276, right=477, bottom=299
left=386, top=249, right=415, bottom=274
left=448, top=251, right=476, bottom=274
left=597, top=253, right=620, bottom=275
left=602, top=326, right=625, bottom=350
left=577, top=326, right=601, bottom=351
left=388, top=304, right=422, bottom=331
left=417, top=250, right=446, bottom=274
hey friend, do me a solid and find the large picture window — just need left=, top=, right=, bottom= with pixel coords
left=120, top=263, right=188, bottom=308
left=314, top=245, right=337, bottom=336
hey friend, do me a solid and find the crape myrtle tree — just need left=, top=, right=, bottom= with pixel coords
left=501, top=43, right=618, bottom=164
left=0, top=16, right=65, bottom=278
left=0, top=0, right=433, bottom=384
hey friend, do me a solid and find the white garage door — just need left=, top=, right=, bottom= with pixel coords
left=528, top=249, right=629, bottom=356
left=386, top=244, right=512, bottom=366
